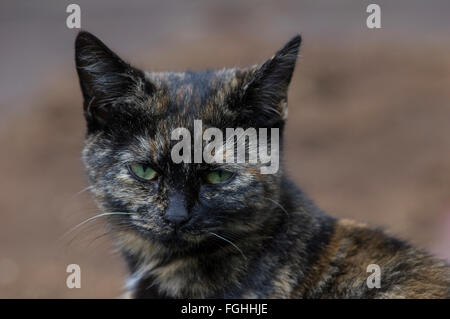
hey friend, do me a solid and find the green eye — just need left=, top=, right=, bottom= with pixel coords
left=129, top=163, right=158, bottom=181
left=205, top=170, right=233, bottom=184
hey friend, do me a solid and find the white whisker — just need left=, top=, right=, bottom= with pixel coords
left=208, top=231, right=247, bottom=260
left=264, top=197, right=289, bottom=216
left=70, top=185, right=94, bottom=199
left=61, top=212, right=132, bottom=240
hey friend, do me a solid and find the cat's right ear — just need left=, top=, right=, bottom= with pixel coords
left=75, top=31, right=154, bottom=130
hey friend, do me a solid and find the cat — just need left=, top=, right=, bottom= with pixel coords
left=75, top=31, right=450, bottom=298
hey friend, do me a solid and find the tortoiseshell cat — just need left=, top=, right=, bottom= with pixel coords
left=75, top=31, right=449, bottom=298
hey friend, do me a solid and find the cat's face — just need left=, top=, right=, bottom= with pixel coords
left=75, top=32, right=300, bottom=248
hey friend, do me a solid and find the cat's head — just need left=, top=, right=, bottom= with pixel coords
left=75, top=31, right=300, bottom=249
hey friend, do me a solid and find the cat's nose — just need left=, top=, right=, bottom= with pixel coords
left=164, top=191, right=189, bottom=227
left=165, top=213, right=188, bottom=227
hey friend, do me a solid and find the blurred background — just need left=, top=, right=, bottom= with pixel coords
left=1, top=0, right=450, bottom=298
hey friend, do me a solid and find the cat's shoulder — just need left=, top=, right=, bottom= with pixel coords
left=301, top=218, right=450, bottom=298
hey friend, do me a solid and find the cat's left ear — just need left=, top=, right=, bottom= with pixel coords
left=239, top=35, right=301, bottom=126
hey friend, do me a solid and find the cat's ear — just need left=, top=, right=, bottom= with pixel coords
left=75, top=31, right=154, bottom=130
left=239, top=35, right=301, bottom=126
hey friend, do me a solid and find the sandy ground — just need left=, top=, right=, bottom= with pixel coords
left=0, top=36, right=450, bottom=297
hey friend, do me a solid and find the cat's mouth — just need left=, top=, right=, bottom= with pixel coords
left=129, top=219, right=209, bottom=244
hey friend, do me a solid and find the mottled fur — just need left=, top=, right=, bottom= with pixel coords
left=75, top=31, right=450, bottom=298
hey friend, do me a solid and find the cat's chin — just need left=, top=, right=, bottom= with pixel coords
left=131, top=224, right=208, bottom=247
left=161, top=230, right=207, bottom=245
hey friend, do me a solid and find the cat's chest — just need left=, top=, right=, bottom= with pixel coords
left=130, top=257, right=214, bottom=298
left=130, top=255, right=259, bottom=298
